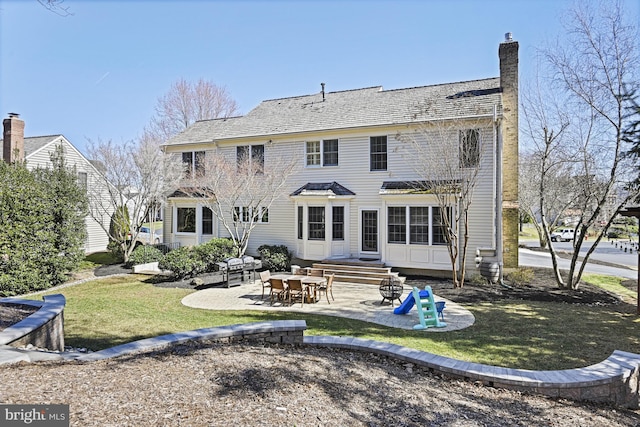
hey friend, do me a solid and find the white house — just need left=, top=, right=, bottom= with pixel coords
left=162, top=36, right=520, bottom=274
left=2, top=114, right=112, bottom=254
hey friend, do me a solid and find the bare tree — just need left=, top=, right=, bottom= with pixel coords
left=86, top=138, right=183, bottom=262
left=396, top=105, right=488, bottom=288
left=181, top=146, right=299, bottom=257
left=147, top=78, right=239, bottom=143
left=520, top=75, right=572, bottom=251
left=526, top=0, right=640, bottom=289
left=37, top=0, right=72, bottom=16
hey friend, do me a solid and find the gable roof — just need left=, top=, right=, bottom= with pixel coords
left=164, top=77, right=502, bottom=146
left=0, top=135, right=62, bottom=157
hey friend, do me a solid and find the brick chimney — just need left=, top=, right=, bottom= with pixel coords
left=3, top=113, right=25, bottom=163
left=499, top=33, right=519, bottom=268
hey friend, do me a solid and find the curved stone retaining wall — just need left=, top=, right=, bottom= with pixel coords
left=0, top=294, right=66, bottom=351
left=68, top=319, right=640, bottom=408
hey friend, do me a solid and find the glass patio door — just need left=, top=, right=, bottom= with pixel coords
left=361, top=210, right=378, bottom=253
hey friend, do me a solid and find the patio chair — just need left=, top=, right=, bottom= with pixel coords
left=307, top=268, right=324, bottom=277
left=270, top=278, right=288, bottom=306
left=287, top=279, right=305, bottom=307
left=317, top=273, right=335, bottom=304
left=259, top=270, right=272, bottom=299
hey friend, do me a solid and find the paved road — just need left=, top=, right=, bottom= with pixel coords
left=519, top=246, right=638, bottom=280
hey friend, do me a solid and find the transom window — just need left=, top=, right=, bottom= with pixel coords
left=305, top=139, right=339, bottom=167
left=182, top=151, right=205, bottom=178
left=370, top=136, right=387, bottom=171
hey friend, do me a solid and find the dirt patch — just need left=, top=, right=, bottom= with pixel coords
left=0, top=303, right=38, bottom=332
left=408, top=267, right=625, bottom=306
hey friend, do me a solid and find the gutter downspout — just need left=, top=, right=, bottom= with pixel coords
left=495, top=105, right=504, bottom=284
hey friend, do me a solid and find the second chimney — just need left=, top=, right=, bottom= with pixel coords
left=3, top=113, right=25, bottom=164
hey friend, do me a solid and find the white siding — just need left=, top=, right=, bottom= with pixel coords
left=165, top=120, right=501, bottom=273
left=26, top=138, right=111, bottom=253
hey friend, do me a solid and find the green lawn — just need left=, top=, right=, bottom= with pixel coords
left=31, top=273, right=640, bottom=371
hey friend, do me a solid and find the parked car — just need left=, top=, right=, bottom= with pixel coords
left=134, top=226, right=162, bottom=245
left=550, top=228, right=577, bottom=242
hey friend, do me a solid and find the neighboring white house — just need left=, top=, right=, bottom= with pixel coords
left=1, top=114, right=112, bottom=254
left=162, top=37, right=520, bottom=274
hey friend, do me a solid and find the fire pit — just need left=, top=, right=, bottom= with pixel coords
left=379, top=277, right=404, bottom=306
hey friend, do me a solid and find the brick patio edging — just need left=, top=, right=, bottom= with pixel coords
left=62, top=320, right=640, bottom=408
left=304, top=335, right=640, bottom=409
left=73, top=320, right=306, bottom=362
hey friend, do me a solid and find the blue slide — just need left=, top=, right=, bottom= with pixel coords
left=393, top=289, right=430, bottom=315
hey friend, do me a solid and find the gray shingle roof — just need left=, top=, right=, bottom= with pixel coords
left=291, top=182, right=356, bottom=197
left=164, top=78, right=502, bottom=146
left=0, top=135, right=61, bottom=157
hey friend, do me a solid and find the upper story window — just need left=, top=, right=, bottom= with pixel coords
left=77, top=172, right=88, bottom=191
left=370, top=136, right=387, bottom=171
left=306, top=141, right=321, bottom=166
left=182, top=151, right=205, bottom=178
left=305, top=139, right=339, bottom=167
left=237, top=144, right=265, bottom=173
left=460, top=129, right=480, bottom=168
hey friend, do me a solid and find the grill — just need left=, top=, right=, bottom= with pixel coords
left=215, top=257, right=261, bottom=287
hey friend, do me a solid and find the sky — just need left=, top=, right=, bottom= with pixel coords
left=1, top=0, right=639, bottom=156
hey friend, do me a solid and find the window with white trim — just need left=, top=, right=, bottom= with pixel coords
left=233, top=206, right=269, bottom=223
left=387, top=207, right=406, bottom=244
left=332, top=206, right=344, bottom=240
left=370, top=136, right=387, bottom=171
left=409, top=207, right=429, bottom=244
left=432, top=206, right=451, bottom=245
left=177, top=207, right=196, bottom=233
left=202, top=206, right=213, bottom=235
left=297, top=206, right=303, bottom=239
left=460, top=129, right=480, bottom=168
left=308, top=206, right=325, bottom=240
left=237, top=144, right=265, bottom=173
left=305, top=139, right=339, bottom=167
left=182, top=151, right=205, bottom=178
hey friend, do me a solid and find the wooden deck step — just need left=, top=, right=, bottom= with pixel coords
left=311, top=262, right=405, bottom=286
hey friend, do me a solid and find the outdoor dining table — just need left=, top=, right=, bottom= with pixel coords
left=270, top=274, right=327, bottom=303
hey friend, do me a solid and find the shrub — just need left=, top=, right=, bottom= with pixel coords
left=505, top=268, right=534, bottom=286
left=107, top=205, right=130, bottom=262
left=194, top=238, right=235, bottom=271
left=158, top=246, right=205, bottom=280
left=257, top=244, right=292, bottom=272
left=125, top=245, right=164, bottom=268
